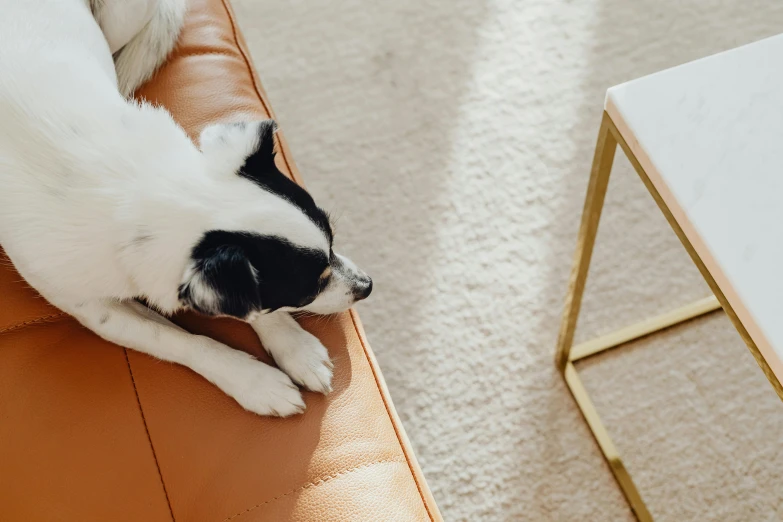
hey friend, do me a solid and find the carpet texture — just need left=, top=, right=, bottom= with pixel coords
left=230, top=1, right=783, bottom=519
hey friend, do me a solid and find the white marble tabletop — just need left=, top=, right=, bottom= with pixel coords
left=605, top=34, right=783, bottom=383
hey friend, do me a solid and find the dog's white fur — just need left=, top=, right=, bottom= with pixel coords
left=0, top=0, right=369, bottom=416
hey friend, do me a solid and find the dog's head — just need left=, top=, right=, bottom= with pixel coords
left=177, top=120, right=371, bottom=319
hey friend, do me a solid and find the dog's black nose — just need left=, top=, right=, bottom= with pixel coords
left=354, top=278, right=373, bottom=300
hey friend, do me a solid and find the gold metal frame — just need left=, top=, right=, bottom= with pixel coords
left=555, top=111, right=783, bottom=521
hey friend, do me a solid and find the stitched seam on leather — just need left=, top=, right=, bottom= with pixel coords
left=123, top=349, right=176, bottom=522
left=349, top=311, right=437, bottom=522
left=219, top=1, right=435, bottom=519
left=222, top=458, right=406, bottom=521
left=173, top=49, right=237, bottom=59
left=0, top=312, right=68, bottom=335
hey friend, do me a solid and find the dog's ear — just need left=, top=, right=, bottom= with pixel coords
left=198, top=119, right=278, bottom=177
left=179, top=241, right=261, bottom=318
left=239, top=119, right=278, bottom=176
left=235, top=121, right=326, bottom=223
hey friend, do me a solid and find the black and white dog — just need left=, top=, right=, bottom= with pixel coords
left=0, top=0, right=371, bottom=416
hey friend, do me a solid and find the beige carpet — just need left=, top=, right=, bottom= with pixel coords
left=231, top=1, right=783, bottom=520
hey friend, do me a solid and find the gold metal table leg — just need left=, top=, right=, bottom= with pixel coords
left=564, top=362, right=652, bottom=521
left=569, top=296, right=721, bottom=362
left=555, top=112, right=616, bottom=372
left=561, top=298, right=720, bottom=522
left=555, top=111, right=726, bottom=521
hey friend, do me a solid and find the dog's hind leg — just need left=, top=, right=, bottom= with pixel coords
left=91, top=0, right=156, bottom=55
left=94, top=0, right=187, bottom=97
left=67, top=298, right=306, bottom=417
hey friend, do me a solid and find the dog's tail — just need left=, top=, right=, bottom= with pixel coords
left=113, top=0, right=187, bottom=98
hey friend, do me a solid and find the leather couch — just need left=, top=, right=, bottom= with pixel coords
left=0, top=0, right=443, bottom=520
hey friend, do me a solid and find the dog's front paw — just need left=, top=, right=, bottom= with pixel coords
left=269, top=329, right=334, bottom=394
left=251, top=313, right=334, bottom=395
left=223, top=358, right=306, bottom=417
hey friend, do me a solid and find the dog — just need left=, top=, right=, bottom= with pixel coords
left=0, top=0, right=372, bottom=417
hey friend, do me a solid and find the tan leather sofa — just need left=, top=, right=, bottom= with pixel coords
left=0, top=1, right=443, bottom=520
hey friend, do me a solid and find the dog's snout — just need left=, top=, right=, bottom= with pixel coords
left=353, top=277, right=373, bottom=301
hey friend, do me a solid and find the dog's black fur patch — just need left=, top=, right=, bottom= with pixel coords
left=179, top=230, right=329, bottom=317
left=238, top=120, right=333, bottom=241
